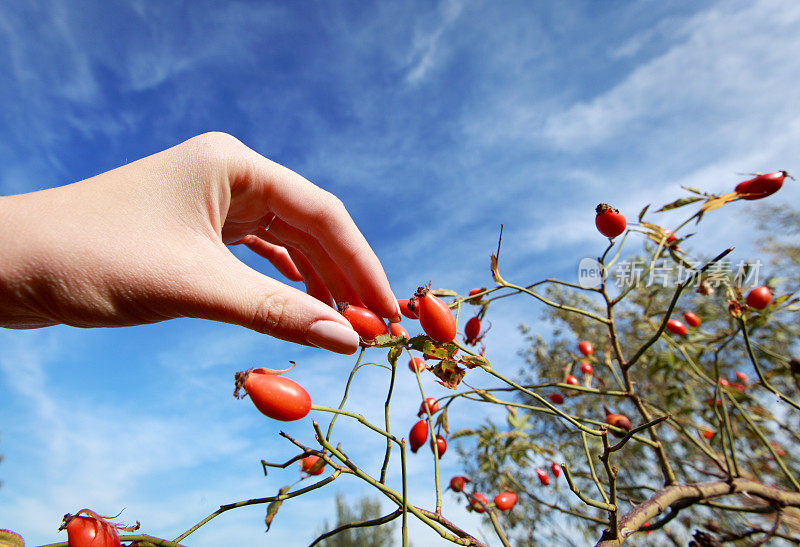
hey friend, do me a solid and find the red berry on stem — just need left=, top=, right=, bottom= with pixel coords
left=467, top=287, right=486, bottom=303
left=605, top=410, right=632, bottom=438
left=666, top=319, right=687, bottom=336
left=389, top=322, right=409, bottom=339
left=494, top=492, right=517, bottom=511
left=735, top=371, right=748, bottom=384
left=735, top=171, right=791, bottom=200
left=682, top=311, right=701, bottom=328
left=464, top=316, right=482, bottom=345
left=470, top=493, right=488, bottom=513
left=449, top=476, right=469, bottom=492
left=703, top=430, right=715, bottom=440
left=418, top=397, right=439, bottom=416
left=301, top=455, right=325, bottom=475
left=551, top=462, right=561, bottom=477
left=338, top=303, right=389, bottom=345
left=548, top=393, right=564, bottom=405
left=580, top=361, right=593, bottom=375
left=415, top=287, right=457, bottom=343
left=398, top=298, right=419, bottom=319
left=430, top=435, right=447, bottom=458
left=578, top=341, right=594, bottom=356
left=746, top=286, right=772, bottom=310
left=565, top=374, right=579, bottom=386
left=718, top=378, right=729, bottom=387
left=536, top=468, right=550, bottom=485
left=408, top=356, right=426, bottom=373
left=65, top=515, right=120, bottom=547
left=409, top=420, right=428, bottom=453
left=595, top=203, right=627, bottom=238
left=234, top=367, right=311, bottom=422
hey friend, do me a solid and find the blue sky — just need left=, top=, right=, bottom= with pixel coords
left=2, top=0, right=800, bottom=545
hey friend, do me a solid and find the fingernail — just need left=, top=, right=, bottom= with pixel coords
left=391, top=297, right=402, bottom=323
left=306, top=320, right=359, bottom=354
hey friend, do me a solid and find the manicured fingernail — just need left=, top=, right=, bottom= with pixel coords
left=391, top=297, right=402, bottom=322
left=306, top=320, right=359, bottom=354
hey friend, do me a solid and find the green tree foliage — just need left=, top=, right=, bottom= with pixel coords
left=459, top=203, right=800, bottom=545
left=313, top=493, right=397, bottom=547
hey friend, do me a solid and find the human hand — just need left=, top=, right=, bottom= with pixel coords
left=0, top=132, right=400, bottom=354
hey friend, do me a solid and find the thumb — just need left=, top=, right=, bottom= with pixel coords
left=180, top=249, right=359, bottom=354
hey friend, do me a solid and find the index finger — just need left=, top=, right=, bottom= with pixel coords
left=233, top=146, right=401, bottom=321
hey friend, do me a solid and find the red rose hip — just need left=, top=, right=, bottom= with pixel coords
left=666, top=319, right=687, bottom=336
left=746, top=286, right=772, bottom=310
left=414, top=287, right=457, bottom=343
left=595, top=203, right=627, bottom=238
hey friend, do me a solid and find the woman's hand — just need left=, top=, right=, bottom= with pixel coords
left=0, top=132, right=400, bottom=354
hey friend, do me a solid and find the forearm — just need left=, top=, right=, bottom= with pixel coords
left=0, top=192, right=59, bottom=328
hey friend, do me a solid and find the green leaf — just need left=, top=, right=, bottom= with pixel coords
left=638, top=204, right=651, bottom=222
left=436, top=407, right=449, bottom=435
left=461, top=354, right=490, bottom=369
left=387, top=345, right=403, bottom=366
left=654, top=196, right=703, bottom=212
left=450, top=428, right=476, bottom=439
left=431, top=359, right=466, bottom=389
left=265, top=485, right=291, bottom=531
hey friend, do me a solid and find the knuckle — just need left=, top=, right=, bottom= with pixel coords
left=310, top=191, right=347, bottom=231
left=249, top=290, right=290, bottom=335
left=182, top=131, right=246, bottom=171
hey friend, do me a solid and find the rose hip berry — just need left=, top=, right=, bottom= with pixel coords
left=494, top=492, right=517, bottom=511
left=536, top=468, right=550, bottom=486
left=565, top=374, right=579, bottom=386
left=430, top=435, right=447, bottom=458
left=398, top=298, right=419, bottom=319
left=418, top=397, right=439, bottom=416
left=470, top=493, right=488, bottom=513
left=338, top=303, right=389, bottom=345
left=746, top=286, right=772, bottom=310
left=580, top=361, right=593, bottom=375
left=464, top=316, right=482, bottom=345
left=735, top=171, right=792, bottom=200
left=414, top=287, right=457, bottom=343
left=449, top=476, right=469, bottom=492
left=409, top=420, right=428, bottom=453
left=389, top=322, right=409, bottom=339
left=666, top=319, right=687, bottom=336
left=595, top=203, right=627, bottom=238
left=578, top=341, right=594, bottom=356
left=234, top=367, right=311, bottom=422
left=408, top=356, right=426, bottom=373
left=551, top=462, right=561, bottom=478
left=605, top=409, right=632, bottom=438
left=300, top=455, right=325, bottom=476
left=548, top=393, right=564, bottom=405
left=682, top=311, right=701, bottom=328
